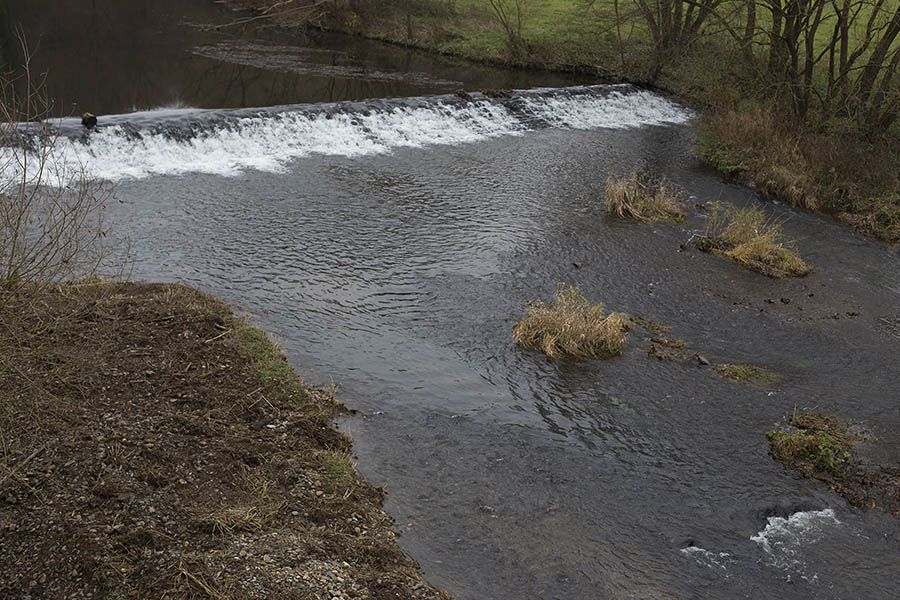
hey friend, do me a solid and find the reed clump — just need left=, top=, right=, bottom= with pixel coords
left=695, top=204, right=811, bottom=278
left=513, top=284, right=630, bottom=360
left=604, top=174, right=686, bottom=224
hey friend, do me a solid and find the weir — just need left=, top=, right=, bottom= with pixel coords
left=2, top=85, right=691, bottom=182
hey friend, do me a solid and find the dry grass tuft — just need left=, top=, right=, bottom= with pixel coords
left=513, top=284, right=630, bottom=360
left=605, top=174, right=686, bottom=223
left=695, top=204, right=811, bottom=278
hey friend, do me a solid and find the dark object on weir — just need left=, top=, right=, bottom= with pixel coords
left=82, top=113, right=98, bottom=129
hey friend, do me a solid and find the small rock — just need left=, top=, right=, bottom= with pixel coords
left=81, top=112, right=98, bottom=129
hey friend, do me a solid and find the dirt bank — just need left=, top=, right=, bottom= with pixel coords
left=0, top=282, right=448, bottom=599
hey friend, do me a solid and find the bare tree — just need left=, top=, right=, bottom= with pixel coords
left=631, top=0, right=726, bottom=76
left=487, top=0, right=530, bottom=59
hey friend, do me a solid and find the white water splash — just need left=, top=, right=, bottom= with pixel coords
left=751, top=508, right=841, bottom=582
left=520, top=89, right=691, bottom=130
left=1, top=88, right=692, bottom=183
left=680, top=546, right=734, bottom=572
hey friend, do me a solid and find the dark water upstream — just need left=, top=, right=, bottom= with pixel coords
left=5, top=1, right=900, bottom=599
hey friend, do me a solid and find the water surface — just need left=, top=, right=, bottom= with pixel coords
left=5, top=2, right=900, bottom=599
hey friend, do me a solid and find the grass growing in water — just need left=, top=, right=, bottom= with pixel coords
left=605, top=175, right=686, bottom=223
left=767, top=413, right=852, bottom=475
left=715, top=363, right=780, bottom=387
left=695, top=204, right=811, bottom=278
left=513, top=284, right=630, bottom=360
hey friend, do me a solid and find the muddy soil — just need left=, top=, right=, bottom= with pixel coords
left=0, top=283, right=448, bottom=600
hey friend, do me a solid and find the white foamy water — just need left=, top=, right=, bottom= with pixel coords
left=680, top=546, right=733, bottom=572
left=1, top=88, right=692, bottom=183
left=751, top=508, right=841, bottom=582
left=520, top=89, right=691, bottom=130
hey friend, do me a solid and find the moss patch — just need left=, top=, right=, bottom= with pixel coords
left=767, top=413, right=899, bottom=514
left=513, top=284, right=630, bottom=360
left=715, top=363, right=780, bottom=387
left=633, top=315, right=671, bottom=335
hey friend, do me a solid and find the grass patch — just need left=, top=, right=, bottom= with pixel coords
left=513, top=284, right=630, bottom=360
left=604, top=174, right=686, bottom=223
left=319, top=450, right=355, bottom=485
left=766, top=412, right=900, bottom=514
left=768, top=429, right=850, bottom=474
left=694, top=204, right=811, bottom=278
left=715, top=363, right=780, bottom=387
left=767, top=413, right=852, bottom=476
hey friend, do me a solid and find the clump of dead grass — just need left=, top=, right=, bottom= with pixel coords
left=513, top=284, right=630, bottom=360
left=694, top=204, right=811, bottom=278
left=605, top=174, right=686, bottom=223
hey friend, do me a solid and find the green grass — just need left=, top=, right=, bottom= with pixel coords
left=767, top=429, right=850, bottom=474
left=319, top=450, right=355, bottom=484
left=232, top=324, right=338, bottom=421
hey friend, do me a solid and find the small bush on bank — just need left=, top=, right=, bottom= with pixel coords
left=513, top=284, right=630, bottom=360
left=604, top=174, right=685, bottom=223
left=695, top=204, right=811, bottom=278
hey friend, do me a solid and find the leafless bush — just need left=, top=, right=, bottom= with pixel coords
left=0, top=36, right=111, bottom=290
left=488, top=0, right=530, bottom=59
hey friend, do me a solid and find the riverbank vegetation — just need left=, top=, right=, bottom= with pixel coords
left=513, top=284, right=631, bottom=359
left=694, top=204, right=812, bottom=277
left=767, top=413, right=899, bottom=514
left=229, top=0, right=900, bottom=244
left=0, top=282, right=450, bottom=598
left=605, top=174, right=686, bottom=223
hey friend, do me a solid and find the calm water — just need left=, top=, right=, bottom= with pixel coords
left=5, top=1, right=900, bottom=599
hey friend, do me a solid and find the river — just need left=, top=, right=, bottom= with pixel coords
left=4, top=1, right=899, bottom=599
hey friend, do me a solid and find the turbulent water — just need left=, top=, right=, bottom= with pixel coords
left=6, top=1, right=900, bottom=598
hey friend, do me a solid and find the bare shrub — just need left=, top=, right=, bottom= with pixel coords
left=488, top=0, right=529, bottom=59
left=605, top=174, right=686, bottom=223
left=0, top=37, right=110, bottom=290
left=513, top=284, right=631, bottom=360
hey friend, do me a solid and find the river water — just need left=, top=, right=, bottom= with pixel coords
left=4, top=1, right=900, bottom=599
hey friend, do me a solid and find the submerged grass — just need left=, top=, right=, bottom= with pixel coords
left=513, top=284, right=630, bottom=360
left=715, top=363, right=780, bottom=387
left=604, top=175, right=686, bottom=223
left=695, top=204, right=811, bottom=278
